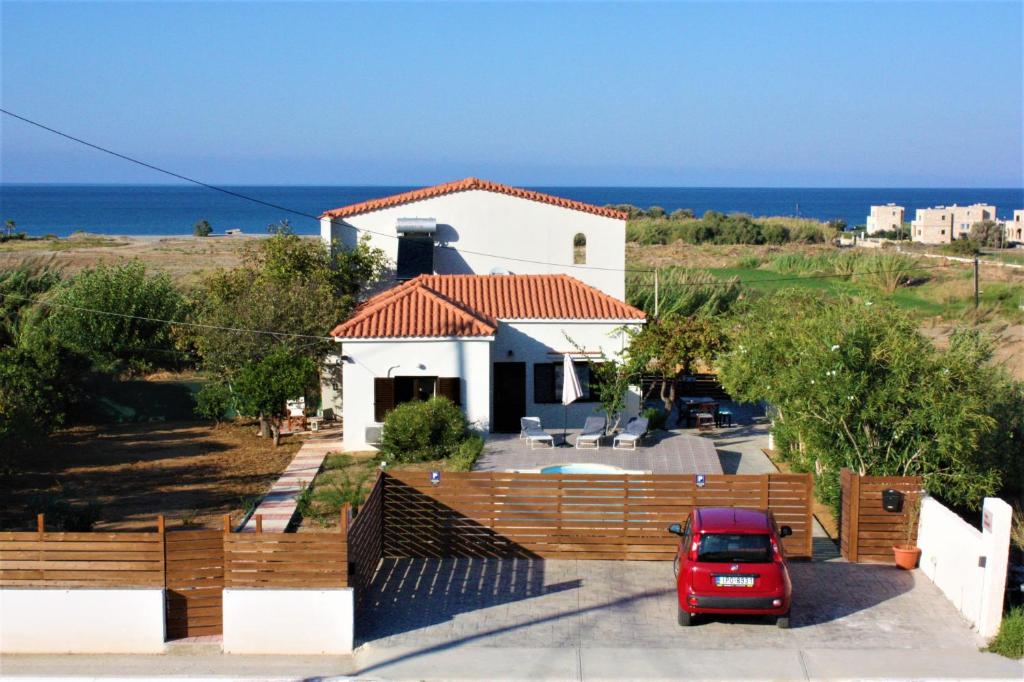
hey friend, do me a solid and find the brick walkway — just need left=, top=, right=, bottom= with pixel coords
left=240, top=431, right=342, bottom=532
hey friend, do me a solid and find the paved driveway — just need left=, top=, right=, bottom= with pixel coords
left=358, top=557, right=980, bottom=652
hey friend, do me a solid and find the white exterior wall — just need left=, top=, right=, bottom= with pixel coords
left=223, top=588, right=354, bottom=655
left=321, top=189, right=626, bottom=300
left=917, top=496, right=1012, bottom=638
left=493, top=320, right=643, bottom=429
left=0, top=588, right=166, bottom=653
left=865, top=205, right=904, bottom=234
left=339, top=337, right=493, bottom=451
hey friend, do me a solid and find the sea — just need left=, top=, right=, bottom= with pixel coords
left=1, top=184, right=1022, bottom=238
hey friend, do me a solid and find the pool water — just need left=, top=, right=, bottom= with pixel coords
left=540, top=463, right=627, bottom=474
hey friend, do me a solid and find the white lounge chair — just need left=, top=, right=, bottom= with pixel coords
left=612, top=417, right=649, bottom=451
left=520, top=417, right=554, bottom=449
left=575, top=416, right=606, bottom=450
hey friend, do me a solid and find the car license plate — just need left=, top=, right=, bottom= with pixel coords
left=714, top=575, right=754, bottom=587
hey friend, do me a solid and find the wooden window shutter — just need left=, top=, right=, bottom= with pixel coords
left=437, top=377, right=461, bottom=406
left=374, top=378, right=395, bottom=422
left=533, top=363, right=555, bottom=403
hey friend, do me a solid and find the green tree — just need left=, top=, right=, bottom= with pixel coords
left=969, top=220, right=1004, bottom=248
left=188, top=231, right=387, bottom=435
left=717, top=290, right=1020, bottom=510
left=625, top=315, right=724, bottom=414
left=233, top=347, right=316, bottom=446
left=0, top=262, right=61, bottom=348
left=41, top=262, right=184, bottom=374
left=4, top=220, right=14, bottom=238
left=193, top=219, right=213, bottom=237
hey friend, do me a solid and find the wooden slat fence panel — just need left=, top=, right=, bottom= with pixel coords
left=0, top=531, right=164, bottom=587
left=224, top=533, right=348, bottom=588
left=839, top=469, right=923, bottom=563
left=382, top=472, right=813, bottom=560
left=347, top=472, right=384, bottom=594
left=165, top=529, right=224, bottom=638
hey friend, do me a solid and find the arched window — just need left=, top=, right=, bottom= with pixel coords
left=573, top=233, right=587, bottom=264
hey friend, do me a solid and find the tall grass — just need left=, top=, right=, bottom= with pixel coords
left=627, top=268, right=742, bottom=317
left=859, top=253, right=922, bottom=293
left=763, top=251, right=923, bottom=292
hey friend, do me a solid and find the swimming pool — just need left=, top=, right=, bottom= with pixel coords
left=536, top=463, right=649, bottom=475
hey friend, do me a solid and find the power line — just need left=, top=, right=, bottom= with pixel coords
left=0, top=290, right=336, bottom=341
left=0, top=108, right=649, bottom=274
left=0, top=108, right=972, bottom=285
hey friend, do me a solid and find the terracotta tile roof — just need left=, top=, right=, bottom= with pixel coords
left=319, top=177, right=629, bottom=221
left=331, top=274, right=645, bottom=339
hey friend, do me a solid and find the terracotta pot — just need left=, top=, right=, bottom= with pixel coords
left=893, top=544, right=921, bottom=570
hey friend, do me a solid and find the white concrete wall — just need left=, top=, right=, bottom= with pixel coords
left=917, top=496, right=1012, bottom=638
left=340, top=337, right=493, bottom=450
left=223, top=588, right=354, bottom=655
left=493, top=320, right=643, bottom=430
left=0, top=588, right=166, bottom=653
left=321, top=189, right=627, bottom=300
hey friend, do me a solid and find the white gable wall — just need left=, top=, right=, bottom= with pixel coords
left=321, top=189, right=626, bottom=300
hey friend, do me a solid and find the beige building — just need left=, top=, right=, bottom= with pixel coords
left=911, top=204, right=997, bottom=244
left=1004, top=210, right=1024, bottom=243
left=866, top=204, right=905, bottom=234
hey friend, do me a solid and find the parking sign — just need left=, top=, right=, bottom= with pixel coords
left=696, top=474, right=706, bottom=488
left=430, top=470, right=441, bottom=486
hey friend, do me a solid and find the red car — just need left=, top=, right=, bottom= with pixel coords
left=668, top=507, right=793, bottom=628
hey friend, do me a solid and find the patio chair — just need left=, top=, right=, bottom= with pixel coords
left=612, top=416, right=649, bottom=451
left=520, top=417, right=554, bottom=450
left=575, top=416, right=606, bottom=450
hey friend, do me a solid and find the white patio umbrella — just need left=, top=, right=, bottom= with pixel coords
left=560, top=353, right=583, bottom=446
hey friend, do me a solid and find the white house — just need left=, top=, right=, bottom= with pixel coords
left=319, top=177, right=628, bottom=300
left=329, top=273, right=645, bottom=451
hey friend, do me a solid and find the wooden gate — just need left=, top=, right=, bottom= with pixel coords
left=839, top=469, right=923, bottom=563
left=164, top=529, right=225, bottom=638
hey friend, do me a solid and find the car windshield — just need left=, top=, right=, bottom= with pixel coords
left=697, top=533, right=772, bottom=563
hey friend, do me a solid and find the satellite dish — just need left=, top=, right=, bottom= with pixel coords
left=489, top=266, right=512, bottom=275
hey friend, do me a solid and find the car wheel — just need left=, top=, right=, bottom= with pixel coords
left=677, top=607, right=692, bottom=627
left=776, top=612, right=790, bottom=629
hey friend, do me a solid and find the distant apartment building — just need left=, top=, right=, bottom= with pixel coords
left=911, top=204, right=997, bottom=244
left=1005, top=209, right=1024, bottom=243
left=865, top=204, right=905, bottom=234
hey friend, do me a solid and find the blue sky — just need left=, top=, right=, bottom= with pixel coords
left=2, top=1, right=1022, bottom=187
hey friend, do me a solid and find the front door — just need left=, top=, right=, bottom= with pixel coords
left=492, top=362, right=526, bottom=433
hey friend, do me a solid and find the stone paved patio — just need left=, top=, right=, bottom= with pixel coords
left=474, top=431, right=722, bottom=474
left=357, top=557, right=981, bottom=651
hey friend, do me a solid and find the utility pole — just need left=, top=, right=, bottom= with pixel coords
left=974, top=256, right=980, bottom=309
left=654, top=269, right=660, bottom=318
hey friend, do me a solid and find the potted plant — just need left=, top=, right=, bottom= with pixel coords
left=893, top=495, right=922, bottom=570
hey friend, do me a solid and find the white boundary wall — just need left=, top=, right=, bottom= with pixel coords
left=223, top=588, right=354, bottom=654
left=0, top=588, right=166, bottom=653
left=917, top=496, right=1011, bottom=638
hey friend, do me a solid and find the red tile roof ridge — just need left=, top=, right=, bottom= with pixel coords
left=320, top=177, right=629, bottom=221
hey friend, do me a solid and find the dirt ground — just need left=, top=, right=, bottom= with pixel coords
left=0, top=233, right=266, bottom=286
left=0, top=420, right=301, bottom=531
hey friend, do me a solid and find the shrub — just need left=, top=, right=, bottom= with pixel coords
left=761, top=223, right=790, bottom=245
left=43, top=261, right=184, bottom=374
left=647, top=206, right=666, bottom=219
left=449, top=433, right=485, bottom=471
left=988, top=607, right=1024, bottom=659
left=941, top=238, right=981, bottom=256
left=642, top=406, right=668, bottom=431
left=193, top=219, right=213, bottom=237
left=380, top=396, right=467, bottom=463
left=669, top=208, right=695, bottom=220
left=194, top=381, right=233, bottom=422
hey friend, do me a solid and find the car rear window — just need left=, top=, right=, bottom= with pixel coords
left=697, top=533, right=772, bottom=563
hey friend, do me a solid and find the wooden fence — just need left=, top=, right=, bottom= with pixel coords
left=382, top=471, right=814, bottom=560
left=346, top=472, right=385, bottom=594
left=165, top=528, right=225, bottom=638
left=0, top=514, right=350, bottom=640
left=839, top=468, right=923, bottom=563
